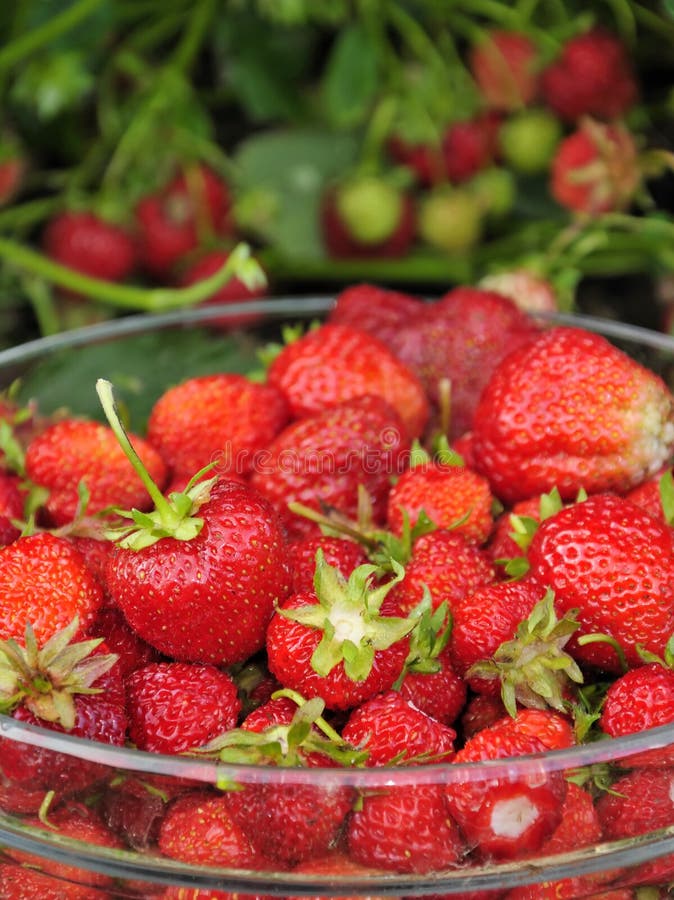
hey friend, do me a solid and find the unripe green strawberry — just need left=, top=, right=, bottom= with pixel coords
left=417, top=186, right=484, bottom=254
left=499, top=108, right=563, bottom=174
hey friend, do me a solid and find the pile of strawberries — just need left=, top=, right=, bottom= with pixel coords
left=1, top=283, right=674, bottom=899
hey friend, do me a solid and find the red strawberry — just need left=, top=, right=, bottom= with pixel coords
left=600, top=662, right=674, bottom=742
left=136, top=164, right=233, bottom=277
left=42, top=210, right=136, bottom=286
left=0, top=472, right=25, bottom=545
left=125, top=661, right=241, bottom=754
left=550, top=119, right=641, bottom=215
left=341, top=689, right=456, bottom=765
left=398, top=646, right=468, bottom=727
left=100, top=774, right=178, bottom=851
left=287, top=535, right=368, bottom=595
left=106, top=477, right=292, bottom=665
left=444, top=712, right=566, bottom=860
left=469, top=30, right=540, bottom=111
left=386, top=133, right=447, bottom=185
left=158, top=790, right=267, bottom=869
left=0, top=533, right=103, bottom=644
left=178, top=248, right=268, bottom=329
left=471, top=326, right=674, bottom=504
left=0, top=148, right=26, bottom=207
left=346, top=782, right=464, bottom=873
left=541, top=28, right=638, bottom=122
left=527, top=493, right=674, bottom=671
left=411, top=288, right=540, bottom=439
left=388, top=529, right=496, bottom=617
left=89, top=603, right=160, bottom=678
left=486, top=494, right=549, bottom=572
left=266, top=554, right=413, bottom=710
left=0, top=862, right=105, bottom=899
left=267, top=322, right=429, bottom=438
left=249, top=395, right=410, bottom=541
left=328, top=282, right=423, bottom=345
left=460, top=692, right=508, bottom=740
left=320, top=176, right=415, bottom=259
left=25, top=417, right=168, bottom=526
left=146, top=373, right=289, bottom=482
left=442, top=113, right=502, bottom=183
left=386, top=455, right=495, bottom=545
left=624, top=467, right=671, bottom=523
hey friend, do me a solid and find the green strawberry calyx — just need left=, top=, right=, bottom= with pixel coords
left=96, top=378, right=217, bottom=550
left=394, top=592, right=452, bottom=688
left=466, top=589, right=584, bottom=718
left=0, top=616, right=118, bottom=731
left=280, top=550, right=414, bottom=683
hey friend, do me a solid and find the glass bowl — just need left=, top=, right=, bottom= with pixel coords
left=1, top=297, right=674, bottom=899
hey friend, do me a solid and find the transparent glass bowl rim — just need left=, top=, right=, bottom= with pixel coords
left=2, top=296, right=674, bottom=894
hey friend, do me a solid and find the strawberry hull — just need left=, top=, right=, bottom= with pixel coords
left=1, top=297, right=674, bottom=898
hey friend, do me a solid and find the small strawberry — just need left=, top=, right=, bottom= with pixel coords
left=442, top=113, right=502, bottom=183
left=471, top=326, right=674, bottom=504
left=125, top=661, right=241, bottom=754
left=25, top=417, right=169, bottom=526
left=599, top=661, right=674, bottom=742
left=267, top=322, right=429, bottom=439
left=147, top=373, right=289, bottom=482
left=0, top=472, right=26, bottom=545
left=469, top=30, right=540, bottom=111
left=320, top=175, right=416, bottom=259
left=386, top=133, right=447, bottom=185
left=527, top=493, right=674, bottom=671
left=550, top=119, right=641, bottom=215
left=42, top=210, right=136, bottom=286
left=341, top=689, right=456, bottom=765
left=135, top=164, right=233, bottom=277
left=416, top=185, right=484, bottom=255
left=346, top=782, right=464, bottom=873
left=0, top=137, right=26, bottom=207
left=250, top=395, right=410, bottom=540
left=498, top=108, right=562, bottom=175
left=444, top=711, right=567, bottom=860
left=540, top=28, right=638, bottom=122
left=385, top=442, right=495, bottom=545
left=266, top=553, right=413, bottom=710
left=460, top=693, right=509, bottom=741
left=178, top=248, right=268, bottom=329
left=287, top=534, right=369, bottom=595
left=478, top=270, right=559, bottom=316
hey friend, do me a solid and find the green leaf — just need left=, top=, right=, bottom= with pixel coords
left=322, top=23, right=381, bottom=129
left=10, top=51, right=94, bottom=120
left=659, top=469, right=674, bottom=526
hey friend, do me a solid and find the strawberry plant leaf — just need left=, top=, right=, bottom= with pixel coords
left=322, top=23, right=381, bottom=129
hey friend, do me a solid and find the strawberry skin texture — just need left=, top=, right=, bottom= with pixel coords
left=105, top=479, right=291, bottom=665
left=472, top=326, right=674, bottom=504
left=528, top=493, right=674, bottom=670
left=386, top=462, right=495, bottom=545
left=125, top=661, right=241, bottom=754
left=250, top=395, right=410, bottom=540
left=329, top=282, right=423, bottom=342
left=0, top=862, right=106, bottom=900
left=266, top=593, right=410, bottom=710
left=399, top=648, right=468, bottom=726
left=600, top=663, right=674, bottom=739
left=147, top=373, right=289, bottom=481
left=287, top=535, right=368, bottom=595
left=267, top=323, right=429, bottom=439
left=25, top=418, right=168, bottom=525
left=0, top=532, right=103, bottom=644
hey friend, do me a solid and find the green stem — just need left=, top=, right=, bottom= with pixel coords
left=0, top=0, right=103, bottom=73
left=387, top=2, right=454, bottom=77
left=170, top=0, right=218, bottom=73
left=0, top=238, right=261, bottom=312
left=96, top=379, right=174, bottom=517
left=21, top=277, right=61, bottom=337
left=0, top=196, right=64, bottom=232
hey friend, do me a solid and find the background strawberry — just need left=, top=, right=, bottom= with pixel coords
left=177, top=248, right=268, bottom=328
left=469, top=30, right=540, bottom=111
left=42, top=210, right=136, bottom=287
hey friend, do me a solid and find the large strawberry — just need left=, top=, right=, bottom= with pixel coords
left=472, top=326, right=674, bottom=504
left=25, top=417, right=168, bottom=526
left=527, top=493, right=674, bottom=671
left=266, top=322, right=429, bottom=439
left=146, top=373, right=289, bottom=482
left=250, top=394, right=410, bottom=540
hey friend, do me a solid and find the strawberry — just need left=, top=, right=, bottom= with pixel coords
left=444, top=712, right=567, bottom=860
left=416, top=185, right=484, bottom=255
left=550, top=119, right=641, bottom=215
left=125, top=661, right=241, bottom=754
left=42, top=210, right=136, bottom=286
left=385, top=449, right=495, bottom=545
left=388, top=528, right=496, bottom=617
left=328, top=282, right=423, bottom=345
left=469, top=30, right=540, bottom=111
left=178, top=248, right=268, bottom=329
left=386, top=133, right=447, bottom=185
left=100, top=774, right=177, bottom=851
left=287, top=535, right=369, bottom=595
left=136, top=164, right=233, bottom=277
left=411, top=288, right=540, bottom=438
left=0, top=533, right=103, bottom=644
left=249, top=395, right=410, bottom=541
left=25, top=417, right=169, bottom=526
left=471, top=326, right=674, bottom=504
left=158, top=790, right=267, bottom=869
left=527, top=493, right=674, bottom=671
left=0, top=150, right=26, bottom=207
left=266, top=322, right=429, bottom=439
left=320, top=175, right=415, bottom=259
left=0, top=472, right=25, bottom=545
left=346, top=782, right=464, bottom=873
left=266, top=554, right=413, bottom=710
left=498, top=108, right=562, bottom=175
left=341, top=689, right=456, bottom=765
left=624, top=467, right=672, bottom=523
left=459, top=692, right=509, bottom=741
left=540, top=28, right=638, bottom=123
left=442, top=113, right=501, bottom=183
left=599, top=662, right=674, bottom=740
left=146, top=373, right=289, bottom=482
left=89, top=603, right=160, bottom=678
left=478, top=270, right=559, bottom=315
left=0, top=862, right=105, bottom=900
